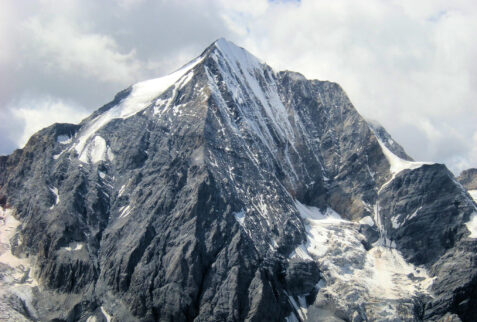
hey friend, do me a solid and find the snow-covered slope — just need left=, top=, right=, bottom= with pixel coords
left=377, top=139, right=432, bottom=176
left=291, top=201, right=434, bottom=320
left=73, top=55, right=203, bottom=163
left=0, top=207, right=38, bottom=321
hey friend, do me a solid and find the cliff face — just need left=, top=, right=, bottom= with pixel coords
left=1, top=39, right=476, bottom=322
left=458, top=168, right=477, bottom=191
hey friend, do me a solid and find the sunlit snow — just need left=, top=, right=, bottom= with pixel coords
left=73, top=55, right=203, bottom=161
left=63, top=243, right=84, bottom=252
left=49, top=186, right=60, bottom=209
left=119, top=205, right=131, bottom=218
left=465, top=212, right=477, bottom=238
left=100, top=306, right=112, bottom=322
left=78, top=135, right=114, bottom=164
left=86, top=316, right=98, bottom=322
left=294, top=201, right=434, bottom=317
left=377, top=139, right=432, bottom=176
left=468, top=190, right=477, bottom=203
left=56, top=134, right=72, bottom=144
left=359, top=216, right=375, bottom=226
left=233, top=209, right=246, bottom=227
left=0, top=207, right=38, bottom=319
left=214, top=38, right=295, bottom=142
left=118, top=184, right=127, bottom=197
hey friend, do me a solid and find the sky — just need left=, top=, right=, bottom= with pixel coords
left=0, top=0, right=476, bottom=174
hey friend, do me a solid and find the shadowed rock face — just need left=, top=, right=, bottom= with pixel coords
left=378, top=164, right=473, bottom=266
left=1, top=39, right=476, bottom=322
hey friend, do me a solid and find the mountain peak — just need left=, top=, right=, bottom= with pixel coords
left=2, top=38, right=476, bottom=322
left=212, top=37, right=243, bottom=51
left=209, top=37, right=265, bottom=69
left=213, top=37, right=233, bottom=46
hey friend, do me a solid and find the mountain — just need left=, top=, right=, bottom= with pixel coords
left=1, top=38, right=477, bottom=321
left=458, top=168, right=477, bottom=190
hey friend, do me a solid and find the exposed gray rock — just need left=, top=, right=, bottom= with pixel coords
left=457, top=168, right=477, bottom=190
left=378, top=164, right=474, bottom=266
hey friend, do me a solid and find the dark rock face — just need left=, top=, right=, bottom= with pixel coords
left=378, top=164, right=474, bottom=266
left=0, top=39, right=476, bottom=321
left=426, top=239, right=477, bottom=321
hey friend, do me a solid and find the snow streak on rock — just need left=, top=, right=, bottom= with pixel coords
left=465, top=211, right=477, bottom=238
left=49, top=186, right=59, bottom=209
left=78, top=135, right=114, bottom=164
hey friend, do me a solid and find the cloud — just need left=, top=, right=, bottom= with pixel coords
left=2, top=96, right=88, bottom=150
left=24, top=17, right=143, bottom=84
left=0, top=1, right=15, bottom=64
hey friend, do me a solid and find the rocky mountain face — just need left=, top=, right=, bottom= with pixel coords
left=1, top=39, right=476, bottom=322
left=458, top=168, right=477, bottom=190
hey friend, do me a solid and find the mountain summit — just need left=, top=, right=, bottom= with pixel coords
left=1, top=39, right=476, bottom=321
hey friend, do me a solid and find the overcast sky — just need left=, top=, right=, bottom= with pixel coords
left=1, top=0, right=476, bottom=174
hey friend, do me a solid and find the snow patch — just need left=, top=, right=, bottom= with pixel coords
left=57, top=134, right=72, bottom=144
left=101, top=306, right=112, bottom=322
left=391, top=215, right=401, bottom=229
left=359, top=216, right=375, bottom=226
left=119, top=205, right=131, bottom=218
left=289, top=243, right=313, bottom=261
left=78, top=135, right=114, bottom=164
left=63, top=243, right=84, bottom=252
left=118, top=184, right=127, bottom=197
left=364, top=246, right=433, bottom=299
left=49, top=186, right=60, bottom=209
left=295, top=201, right=434, bottom=318
left=376, top=137, right=432, bottom=176
left=0, top=208, right=27, bottom=269
left=233, top=209, right=246, bottom=227
left=468, top=190, right=477, bottom=203
left=407, top=207, right=421, bottom=221
left=465, top=212, right=477, bottom=238
left=73, top=56, right=203, bottom=158
left=295, top=201, right=342, bottom=222
left=0, top=207, right=39, bottom=319
left=53, top=150, right=66, bottom=160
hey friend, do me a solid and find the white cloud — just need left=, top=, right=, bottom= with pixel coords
left=24, top=17, right=143, bottom=84
left=7, top=96, right=89, bottom=148
left=116, top=0, right=147, bottom=9
left=0, top=1, right=16, bottom=64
